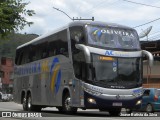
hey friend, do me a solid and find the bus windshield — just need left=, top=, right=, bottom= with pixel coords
left=87, top=25, right=140, bottom=50
left=92, top=54, right=142, bottom=88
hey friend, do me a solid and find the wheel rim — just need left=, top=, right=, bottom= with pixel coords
left=146, top=104, right=152, bottom=112
left=65, top=97, right=71, bottom=111
left=23, top=98, right=26, bottom=109
left=126, top=109, right=132, bottom=113
left=28, top=97, right=31, bottom=109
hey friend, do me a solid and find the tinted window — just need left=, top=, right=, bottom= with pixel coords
left=48, top=29, right=69, bottom=57
left=16, top=46, right=30, bottom=65
left=143, top=90, right=150, bottom=96
left=15, top=49, right=22, bottom=65
left=70, top=26, right=85, bottom=47
left=15, top=29, right=69, bottom=65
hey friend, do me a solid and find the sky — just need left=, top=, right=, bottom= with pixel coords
left=22, top=0, right=160, bottom=41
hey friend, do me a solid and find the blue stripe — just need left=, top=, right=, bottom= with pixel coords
left=50, top=58, right=59, bottom=75
left=55, top=70, right=61, bottom=94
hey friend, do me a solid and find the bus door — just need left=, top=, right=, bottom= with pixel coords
left=71, top=78, right=80, bottom=106
left=69, top=26, right=86, bottom=106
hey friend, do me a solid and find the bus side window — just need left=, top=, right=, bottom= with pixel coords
left=19, top=46, right=29, bottom=64
left=58, top=30, right=69, bottom=57
left=16, top=51, right=23, bottom=65
left=28, top=45, right=36, bottom=62
left=41, top=42, right=49, bottom=59
left=48, top=41, right=57, bottom=57
left=48, top=29, right=68, bottom=57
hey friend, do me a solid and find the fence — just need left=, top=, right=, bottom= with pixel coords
left=143, top=84, right=160, bottom=88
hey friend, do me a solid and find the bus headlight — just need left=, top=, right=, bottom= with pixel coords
left=83, top=87, right=101, bottom=96
left=88, top=98, right=96, bottom=104
left=136, top=100, right=142, bottom=105
left=132, top=89, right=143, bottom=97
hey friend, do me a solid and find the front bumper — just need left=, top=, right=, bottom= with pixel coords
left=84, top=92, right=142, bottom=109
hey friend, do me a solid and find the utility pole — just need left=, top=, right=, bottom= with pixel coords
left=53, top=7, right=94, bottom=21
left=53, top=7, right=73, bottom=21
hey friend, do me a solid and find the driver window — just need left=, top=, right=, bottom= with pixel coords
left=70, top=26, right=85, bottom=44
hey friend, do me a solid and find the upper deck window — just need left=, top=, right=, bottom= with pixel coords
left=87, top=25, right=140, bottom=50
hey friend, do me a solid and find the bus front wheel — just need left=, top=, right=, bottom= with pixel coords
left=109, top=108, right=121, bottom=116
left=62, top=93, right=77, bottom=114
left=126, top=109, right=132, bottom=114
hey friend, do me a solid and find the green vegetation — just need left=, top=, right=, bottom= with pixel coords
left=0, top=33, right=38, bottom=58
left=0, top=0, right=35, bottom=37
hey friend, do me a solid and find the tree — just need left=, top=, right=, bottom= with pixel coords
left=0, top=0, right=35, bottom=37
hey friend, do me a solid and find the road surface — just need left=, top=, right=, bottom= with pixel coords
left=0, top=102, right=159, bottom=120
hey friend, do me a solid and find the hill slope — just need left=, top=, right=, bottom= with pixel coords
left=0, top=33, right=39, bottom=58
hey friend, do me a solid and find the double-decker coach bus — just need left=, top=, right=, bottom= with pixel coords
left=13, top=21, right=153, bottom=116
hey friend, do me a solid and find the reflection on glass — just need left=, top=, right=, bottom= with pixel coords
left=87, top=25, right=140, bottom=50
left=92, top=54, right=142, bottom=87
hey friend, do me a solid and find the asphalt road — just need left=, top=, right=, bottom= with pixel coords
left=0, top=102, right=159, bottom=120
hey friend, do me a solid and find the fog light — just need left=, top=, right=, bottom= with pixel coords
left=88, top=98, right=96, bottom=104
left=136, top=100, right=142, bottom=105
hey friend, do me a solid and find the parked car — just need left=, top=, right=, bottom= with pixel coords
left=1, top=93, right=13, bottom=102
left=2, top=94, right=9, bottom=102
left=0, top=92, right=2, bottom=101
left=140, top=88, right=160, bottom=113
left=7, top=94, right=13, bottom=101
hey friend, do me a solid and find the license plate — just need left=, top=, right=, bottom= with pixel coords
left=112, top=102, right=122, bottom=106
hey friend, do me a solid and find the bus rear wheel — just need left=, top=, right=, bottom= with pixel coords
left=22, top=96, right=27, bottom=111
left=26, top=94, right=41, bottom=111
left=62, top=93, right=77, bottom=114
left=27, top=94, right=34, bottom=111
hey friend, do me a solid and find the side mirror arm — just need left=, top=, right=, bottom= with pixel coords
left=142, top=50, right=154, bottom=67
left=75, top=44, right=91, bottom=63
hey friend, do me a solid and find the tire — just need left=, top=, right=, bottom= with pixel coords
left=57, top=107, right=64, bottom=113
left=22, top=96, right=27, bottom=111
left=26, top=94, right=41, bottom=111
left=126, top=109, right=132, bottom=114
left=146, top=104, right=154, bottom=113
left=62, top=93, right=77, bottom=114
left=109, top=109, right=121, bottom=116
left=27, top=94, right=35, bottom=111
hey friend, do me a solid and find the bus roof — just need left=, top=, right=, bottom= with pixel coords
left=17, top=21, right=134, bottom=49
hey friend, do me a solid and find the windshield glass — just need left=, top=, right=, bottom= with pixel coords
left=92, top=54, right=142, bottom=88
left=87, top=25, right=140, bottom=50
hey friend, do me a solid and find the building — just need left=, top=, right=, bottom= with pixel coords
left=141, top=40, right=160, bottom=88
left=0, top=57, right=14, bottom=93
